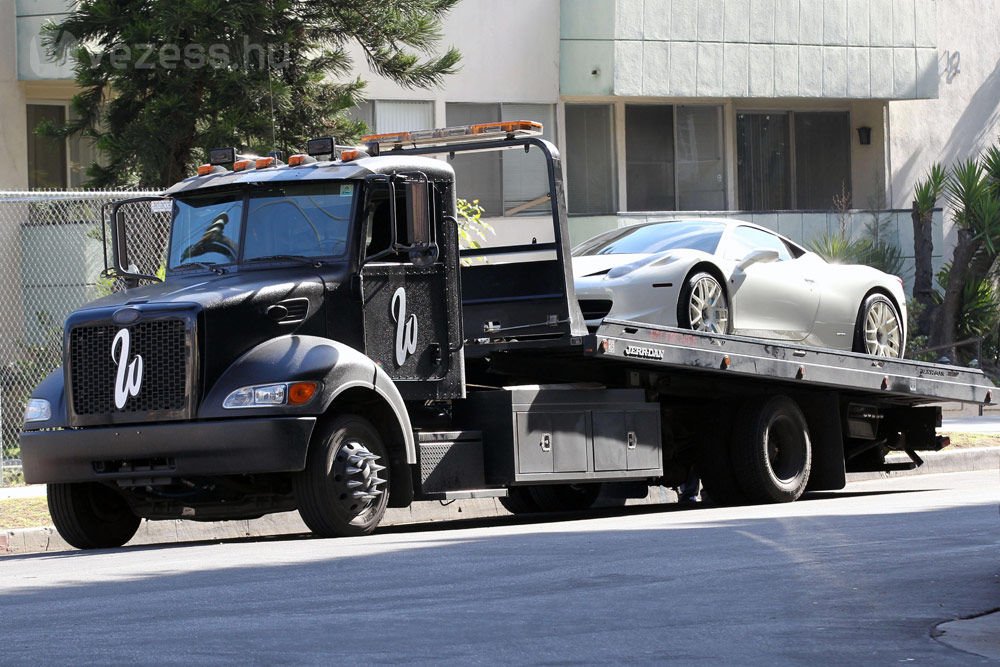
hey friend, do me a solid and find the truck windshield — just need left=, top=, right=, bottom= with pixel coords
left=168, top=183, right=355, bottom=269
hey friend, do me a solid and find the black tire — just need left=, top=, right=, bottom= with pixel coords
left=498, top=486, right=541, bottom=515
left=294, top=415, right=390, bottom=538
left=731, top=395, right=812, bottom=503
left=528, top=483, right=602, bottom=512
left=853, top=293, right=904, bottom=358
left=677, top=271, right=732, bottom=334
left=47, top=482, right=141, bottom=550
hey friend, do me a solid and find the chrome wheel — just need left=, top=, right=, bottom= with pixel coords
left=687, top=275, right=729, bottom=334
left=863, top=299, right=902, bottom=357
left=294, top=415, right=391, bottom=538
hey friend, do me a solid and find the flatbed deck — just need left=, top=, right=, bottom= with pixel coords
left=582, top=318, right=993, bottom=406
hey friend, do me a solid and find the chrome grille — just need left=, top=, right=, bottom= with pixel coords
left=69, top=319, right=188, bottom=417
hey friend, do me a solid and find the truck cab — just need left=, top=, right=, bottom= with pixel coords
left=19, top=122, right=587, bottom=548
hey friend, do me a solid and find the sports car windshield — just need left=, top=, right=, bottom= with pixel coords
left=168, top=183, right=354, bottom=269
left=573, top=220, right=725, bottom=256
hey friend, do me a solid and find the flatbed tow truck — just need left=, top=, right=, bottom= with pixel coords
left=19, top=121, right=994, bottom=548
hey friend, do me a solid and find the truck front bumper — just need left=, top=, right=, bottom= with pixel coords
left=19, top=417, right=317, bottom=485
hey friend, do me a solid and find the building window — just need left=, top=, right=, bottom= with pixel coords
left=676, top=106, right=726, bottom=210
left=624, top=104, right=726, bottom=212
left=737, top=111, right=851, bottom=211
left=625, top=105, right=674, bottom=211
left=565, top=104, right=615, bottom=215
left=26, top=104, right=67, bottom=189
left=794, top=112, right=852, bottom=209
left=446, top=102, right=556, bottom=218
left=349, top=100, right=434, bottom=134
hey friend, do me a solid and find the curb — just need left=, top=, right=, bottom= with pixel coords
left=2, top=448, right=996, bottom=556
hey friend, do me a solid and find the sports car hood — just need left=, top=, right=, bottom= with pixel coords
left=572, top=249, right=709, bottom=280
left=572, top=254, right=653, bottom=278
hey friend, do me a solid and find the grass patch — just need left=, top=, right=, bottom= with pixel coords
left=0, top=497, right=51, bottom=530
left=940, top=432, right=1000, bottom=449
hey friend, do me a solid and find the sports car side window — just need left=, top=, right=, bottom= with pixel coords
left=728, top=226, right=794, bottom=262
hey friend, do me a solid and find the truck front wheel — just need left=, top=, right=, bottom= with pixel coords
left=48, top=482, right=141, bottom=550
left=732, top=395, right=812, bottom=503
left=294, top=415, right=390, bottom=538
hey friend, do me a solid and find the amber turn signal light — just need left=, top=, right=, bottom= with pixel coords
left=288, top=382, right=318, bottom=405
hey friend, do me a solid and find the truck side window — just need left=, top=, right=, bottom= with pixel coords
left=363, top=187, right=415, bottom=263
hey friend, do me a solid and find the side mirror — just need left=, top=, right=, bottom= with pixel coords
left=108, top=197, right=170, bottom=286
left=403, top=176, right=438, bottom=267
left=738, top=249, right=780, bottom=270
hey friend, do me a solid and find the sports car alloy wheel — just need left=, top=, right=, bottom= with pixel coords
left=862, top=298, right=902, bottom=357
left=686, top=274, right=729, bottom=334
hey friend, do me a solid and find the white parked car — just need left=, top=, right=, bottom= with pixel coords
left=572, top=218, right=907, bottom=358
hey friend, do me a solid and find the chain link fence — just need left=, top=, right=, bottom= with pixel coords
left=0, top=190, right=165, bottom=485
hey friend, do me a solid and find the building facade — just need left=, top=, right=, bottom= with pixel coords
left=4, top=0, right=1000, bottom=264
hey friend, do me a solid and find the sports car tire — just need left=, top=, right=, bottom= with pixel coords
left=678, top=271, right=732, bottom=335
left=853, top=293, right=904, bottom=358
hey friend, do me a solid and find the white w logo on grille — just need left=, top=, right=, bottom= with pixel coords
left=112, top=328, right=144, bottom=409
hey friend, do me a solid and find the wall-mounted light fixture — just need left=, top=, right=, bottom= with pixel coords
left=857, top=126, right=872, bottom=145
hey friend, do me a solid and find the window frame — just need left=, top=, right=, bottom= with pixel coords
left=735, top=108, right=853, bottom=211
left=26, top=101, right=70, bottom=190
left=620, top=103, right=727, bottom=214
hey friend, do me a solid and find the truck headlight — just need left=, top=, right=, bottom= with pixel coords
left=223, top=382, right=318, bottom=409
left=24, top=399, right=52, bottom=423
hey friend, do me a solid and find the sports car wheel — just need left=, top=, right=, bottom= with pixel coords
left=854, top=293, right=903, bottom=358
left=679, top=272, right=731, bottom=334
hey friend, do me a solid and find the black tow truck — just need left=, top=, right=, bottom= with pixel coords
left=20, top=121, right=994, bottom=549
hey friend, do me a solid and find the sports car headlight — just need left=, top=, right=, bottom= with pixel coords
left=223, top=382, right=319, bottom=409
left=606, top=254, right=679, bottom=280
left=607, top=260, right=649, bottom=279
left=24, top=399, right=52, bottom=423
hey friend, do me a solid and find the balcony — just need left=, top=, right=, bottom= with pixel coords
left=560, top=0, right=939, bottom=100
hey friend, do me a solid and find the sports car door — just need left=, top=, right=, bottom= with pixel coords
left=725, top=226, right=820, bottom=341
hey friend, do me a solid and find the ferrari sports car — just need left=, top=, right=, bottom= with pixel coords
left=572, top=218, right=907, bottom=358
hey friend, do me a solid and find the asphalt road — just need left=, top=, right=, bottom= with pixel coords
left=0, top=470, right=997, bottom=664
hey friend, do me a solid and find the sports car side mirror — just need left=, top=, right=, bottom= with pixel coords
left=738, top=249, right=780, bottom=270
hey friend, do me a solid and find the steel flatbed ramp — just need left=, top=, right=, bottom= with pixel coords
left=586, top=318, right=994, bottom=406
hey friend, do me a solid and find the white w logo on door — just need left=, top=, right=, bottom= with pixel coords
left=391, top=287, right=418, bottom=366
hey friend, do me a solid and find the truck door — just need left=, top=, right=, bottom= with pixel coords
left=359, top=174, right=464, bottom=400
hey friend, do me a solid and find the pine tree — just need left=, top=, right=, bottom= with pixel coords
left=43, top=0, right=461, bottom=187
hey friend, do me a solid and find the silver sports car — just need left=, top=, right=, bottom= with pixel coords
left=572, top=218, right=907, bottom=357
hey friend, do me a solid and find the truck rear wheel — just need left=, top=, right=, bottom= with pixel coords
left=47, top=482, right=141, bottom=550
left=294, top=415, right=390, bottom=538
left=527, top=483, right=602, bottom=512
left=731, top=396, right=812, bottom=503
left=498, top=486, right=541, bottom=515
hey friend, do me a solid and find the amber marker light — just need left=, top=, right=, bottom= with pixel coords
left=288, top=382, right=319, bottom=405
